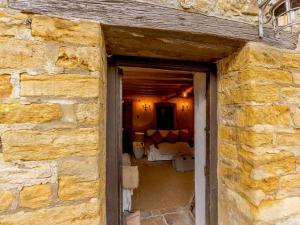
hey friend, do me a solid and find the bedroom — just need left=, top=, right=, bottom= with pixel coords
left=121, top=67, right=197, bottom=225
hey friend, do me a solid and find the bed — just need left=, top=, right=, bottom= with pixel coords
left=145, top=129, right=194, bottom=161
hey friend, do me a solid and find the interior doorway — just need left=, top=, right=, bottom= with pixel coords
left=106, top=57, right=218, bottom=225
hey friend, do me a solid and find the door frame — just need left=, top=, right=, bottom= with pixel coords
left=106, top=56, right=218, bottom=225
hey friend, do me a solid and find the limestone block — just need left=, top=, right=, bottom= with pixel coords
left=257, top=197, right=300, bottom=222
left=237, top=105, right=290, bottom=126
left=56, top=46, right=101, bottom=71
left=239, top=149, right=294, bottom=167
left=217, top=0, right=258, bottom=17
left=282, top=52, right=300, bottom=69
left=75, top=103, right=99, bottom=125
left=275, top=215, right=300, bottom=225
left=219, top=143, right=238, bottom=167
left=221, top=84, right=279, bottom=104
left=240, top=175, right=279, bottom=193
left=2, top=128, right=99, bottom=161
left=219, top=127, right=237, bottom=143
left=0, top=39, right=46, bottom=69
left=239, top=67, right=292, bottom=84
left=20, top=184, right=52, bottom=209
left=0, top=103, right=61, bottom=124
left=59, top=157, right=99, bottom=181
left=219, top=43, right=283, bottom=74
left=251, top=157, right=296, bottom=180
left=0, top=154, right=57, bottom=190
left=31, top=15, right=101, bottom=45
left=0, top=9, right=29, bottom=39
left=239, top=131, right=273, bottom=148
left=58, top=176, right=99, bottom=201
left=0, top=199, right=100, bottom=225
left=292, top=107, right=300, bottom=126
left=0, top=190, right=13, bottom=211
left=277, top=131, right=300, bottom=146
left=20, top=74, right=99, bottom=98
left=277, top=174, right=300, bottom=199
left=0, top=75, right=12, bottom=98
left=281, top=87, right=300, bottom=104
left=223, top=188, right=256, bottom=221
left=292, top=71, right=300, bottom=85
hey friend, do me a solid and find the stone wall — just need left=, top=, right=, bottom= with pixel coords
left=218, top=42, right=300, bottom=225
left=0, top=3, right=107, bottom=225
left=137, top=0, right=258, bottom=23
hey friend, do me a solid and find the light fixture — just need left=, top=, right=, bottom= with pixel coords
left=182, top=92, right=188, bottom=98
left=258, top=0, right=300, bottom=37
left=181, top=103, right=189, bottom=112
left=142, top=102, right=151, bottom=112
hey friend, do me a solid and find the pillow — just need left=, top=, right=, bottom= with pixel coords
left=146, top=129, right=156, bottom=136
left=178, top=130, right=192, bottom=142
left=159, top=130, right=170, bottom=138
left=164, top=131, right=178, bottom=143
left=150, top=130, right=164, bottom=147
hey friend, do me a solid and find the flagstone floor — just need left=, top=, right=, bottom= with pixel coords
left=140, top=207, right=195, bottom=225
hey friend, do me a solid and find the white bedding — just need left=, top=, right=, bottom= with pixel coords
left=147, top=142, right=194, bottom=161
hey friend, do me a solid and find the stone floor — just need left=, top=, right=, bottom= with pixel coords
left=132, top=159, right=194, bottom=211
left=140, top=207, right=195, bottom=225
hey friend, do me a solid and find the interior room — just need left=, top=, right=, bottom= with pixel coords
left=121, top=67, right=196, bottom=225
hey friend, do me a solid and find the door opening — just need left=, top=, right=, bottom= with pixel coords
left=106, top=57, right=218, bottom=225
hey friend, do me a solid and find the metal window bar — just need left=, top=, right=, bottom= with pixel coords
left=258, top=0, right=300, bottom=38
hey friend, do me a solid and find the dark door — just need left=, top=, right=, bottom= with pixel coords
left=155, top=103, right=175, bottom=130
left=122, top=101, right=133, bottom=153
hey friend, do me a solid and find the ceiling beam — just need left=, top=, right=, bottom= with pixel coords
left=8, top=0, right=297, bottom=51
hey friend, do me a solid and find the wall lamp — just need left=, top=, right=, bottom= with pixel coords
left=181, top=103, right=189, bottom=112
left=142, top=102, right=151, bottom=112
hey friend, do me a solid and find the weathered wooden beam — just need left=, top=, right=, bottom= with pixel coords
left=8, top=0, right=297, bottom=49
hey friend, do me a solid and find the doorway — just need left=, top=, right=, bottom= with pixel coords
left=106, top=57, right=218, bottom=225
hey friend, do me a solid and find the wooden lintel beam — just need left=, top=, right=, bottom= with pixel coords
left=8, top=0, right=297, bottom=49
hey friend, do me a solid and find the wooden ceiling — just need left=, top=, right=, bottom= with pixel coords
left=122, top=68, right=194, bottom=97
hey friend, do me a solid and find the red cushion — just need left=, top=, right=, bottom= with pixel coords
left=150, top=130, right=164, bottom=146
left=165, top=131, right=178, bottom=143
left=178, top=130, right=192, bottom=142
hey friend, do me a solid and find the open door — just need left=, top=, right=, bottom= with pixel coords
left=106, top=57, right=218, bottom=225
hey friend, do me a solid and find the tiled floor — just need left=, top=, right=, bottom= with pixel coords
left=140, top=207, right=195, bottom=225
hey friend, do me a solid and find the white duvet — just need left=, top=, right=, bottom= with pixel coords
left=147, top=142, right=193, bottom=161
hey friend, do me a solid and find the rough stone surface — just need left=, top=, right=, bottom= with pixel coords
left=0, top=199, right=100, bottom=225
left=0, top=153, right=57, bottom=190
left=0, top=39, right=46, bottom=69
left=31, top=15, right=101, bottom=45
left=0, top=9, right=29, bottom=39
left=293, top=107, right=300, bottom=127
left=59, top=157, right=99, bottom=181
left=75, top=103, right=99, bottom=125
left=58, top=176, right=99, bottom=201
left=56, top=46, right=101, bottom=71
left=0, top=9, right=105, bottom=225
left=2, top=128, right=99, bottom=161
left=0, top=190, right=13, bottom=211
left=218, top=42, right=300, bottom=225
left=0, top=75, right=12, bottom=98
left=237, top=105, right=290, bottom=126
left=0, top=103, right=61, bottom=124
left=20, top=74, right=99, bottom=98
left=19, top=184, right=52, bottom=209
